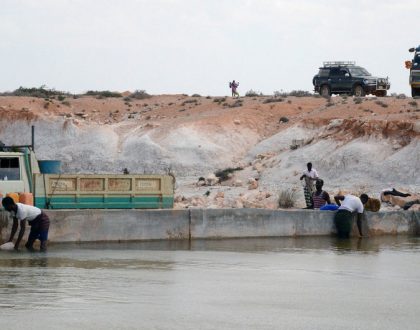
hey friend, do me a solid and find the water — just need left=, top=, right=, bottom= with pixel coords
left=1, top=236, right=420, bottom=330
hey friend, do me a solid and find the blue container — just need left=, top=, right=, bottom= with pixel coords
left=38, top=160, right=61, bottom=174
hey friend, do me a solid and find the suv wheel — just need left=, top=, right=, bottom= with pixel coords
left=412, top=87, right=420, bottom=98
left=353, top=85, right=366, bottom=97
left=320, top=85, right=331, bottom=98
left=376, top=90, right=387, bottom=97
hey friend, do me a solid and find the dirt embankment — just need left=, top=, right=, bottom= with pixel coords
left=0, top=94, right=419, bottom=208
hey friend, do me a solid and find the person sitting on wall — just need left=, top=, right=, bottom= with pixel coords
left=2, top=197, right=50, bottom=252
left=334, top=194, right=368, bottom=238
left=363, top=194, right=381, bottom=212
left=311, top=179, right=331, bottom=209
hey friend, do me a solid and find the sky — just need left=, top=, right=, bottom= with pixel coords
left=0, top=0, right=419, bottom=96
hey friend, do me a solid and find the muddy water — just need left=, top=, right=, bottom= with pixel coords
left=0, top=236, right=419, bottom=330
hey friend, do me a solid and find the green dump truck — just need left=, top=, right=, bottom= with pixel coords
left=0, top=142, right=174, bottom=209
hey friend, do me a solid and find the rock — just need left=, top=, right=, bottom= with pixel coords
left=253, top=163, right=264, bottom=172
left=413, top=121, right=420, bottom=133
left=215, top=191, right=225, bottom=199
left=174, top=195, right=185, bottom=203
left=233, top=179, right=243, bottom=187
left=206, top=173, right=219, bottom=186
left=248, top=178, right=258, bottom=190
left=234, top=199, right=244, bottom=208
left=234, top=119, right=241, bottom=125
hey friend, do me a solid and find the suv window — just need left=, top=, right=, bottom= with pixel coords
left=348, top=67, right=371, bottom=76
left=318, top=69, right=329, bottom=77
left=329, top=68, right=343, bottom=77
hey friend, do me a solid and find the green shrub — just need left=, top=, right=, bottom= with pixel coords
left=10, top=86, right=69, bottom=98
left=263, top=97, right=284, bottom=104
left=85, top=90, right=122, bottom=98
left=274, top=90, right=312, bottom=97
left=130, top=90, right=151, bottom=99
left=245, top=90, right=261, bottom=97
left=278, top=189, right=297, bottom=208
left=214, top=167, right=243, bottom=182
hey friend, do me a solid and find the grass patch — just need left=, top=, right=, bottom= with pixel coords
left=85, top=90, right=122, bottom=98
left=213, top=97, right=226, bottom=103
left=228, top=100, right=243, bottom=108
left=375, top=100, right=388, bottom=108
left=245, top=90, right=262, bottom=97
left=130, top=90, right=151, bottom=100
left=4, top=86, right=70, bottom=98
left=182, top=99, right=198, bottom=106
left=214, top=167, right=243, bottom=182
left=263, top=97, right=284, bottom=104
left=274, top=90, right=312, bottom=97
left=278, top=189, right=297, bottom=208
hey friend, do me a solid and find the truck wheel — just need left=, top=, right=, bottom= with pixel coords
left=412, top=87, right=420, bottom=97
left=320, top=85, right=331, bottom=98
left=376, top=90, right=387, bottom=97
left=353, top=85, right=365, bottom=97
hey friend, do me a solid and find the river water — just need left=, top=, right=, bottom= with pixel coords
left=0, top=236, right=419, bottom=330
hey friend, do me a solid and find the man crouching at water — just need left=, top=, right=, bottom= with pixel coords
left=334, top=194, right=368, bottom=238
left=2, top=197, right=50, bottom=252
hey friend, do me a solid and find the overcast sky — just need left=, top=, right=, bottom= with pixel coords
left=1, top=0, right=419, bottom=96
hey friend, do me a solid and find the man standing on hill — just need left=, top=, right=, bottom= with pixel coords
left=2, top=197, right=50, bottom=252
left=300, top=162, right=319, bottom=208
left=229, top=80, right=239, bottom=98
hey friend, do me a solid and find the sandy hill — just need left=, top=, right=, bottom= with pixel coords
left=0, top=93, right=419, bottom=208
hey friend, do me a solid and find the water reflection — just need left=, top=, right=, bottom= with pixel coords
left=27, top=235, right=420, bottom=256
left=0, top=236, right=419, bottom=330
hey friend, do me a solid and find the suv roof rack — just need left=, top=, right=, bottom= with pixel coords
left=323, top=61, right=356, bottom=67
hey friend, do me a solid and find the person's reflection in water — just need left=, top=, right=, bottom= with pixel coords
left=332, top=237, right=379, bottom=254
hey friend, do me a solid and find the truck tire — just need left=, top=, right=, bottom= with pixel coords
left=376, top=90, right=387, bottom=97
left=320, top=85, right=331, bottom=98
left=353, top=85, right=365, bottom=97
left=412, top=87, right=420, bottom=98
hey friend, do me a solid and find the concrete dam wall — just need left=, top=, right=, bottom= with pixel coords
left=0, top=209, right=419, bottom=243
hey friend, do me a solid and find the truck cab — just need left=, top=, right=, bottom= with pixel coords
left=0, top=150, right=39, bottom=196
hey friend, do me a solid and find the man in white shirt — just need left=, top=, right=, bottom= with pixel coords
left=299, top=162, right=319, bottom=208
left=333, top=194, right=368, bottom=238
left=2, top=197, right=50, bottom=252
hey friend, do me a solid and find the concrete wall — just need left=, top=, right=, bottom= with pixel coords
left=0, top=209, right=190, bottom=243
left=0, top=209, right=419, bottom=243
